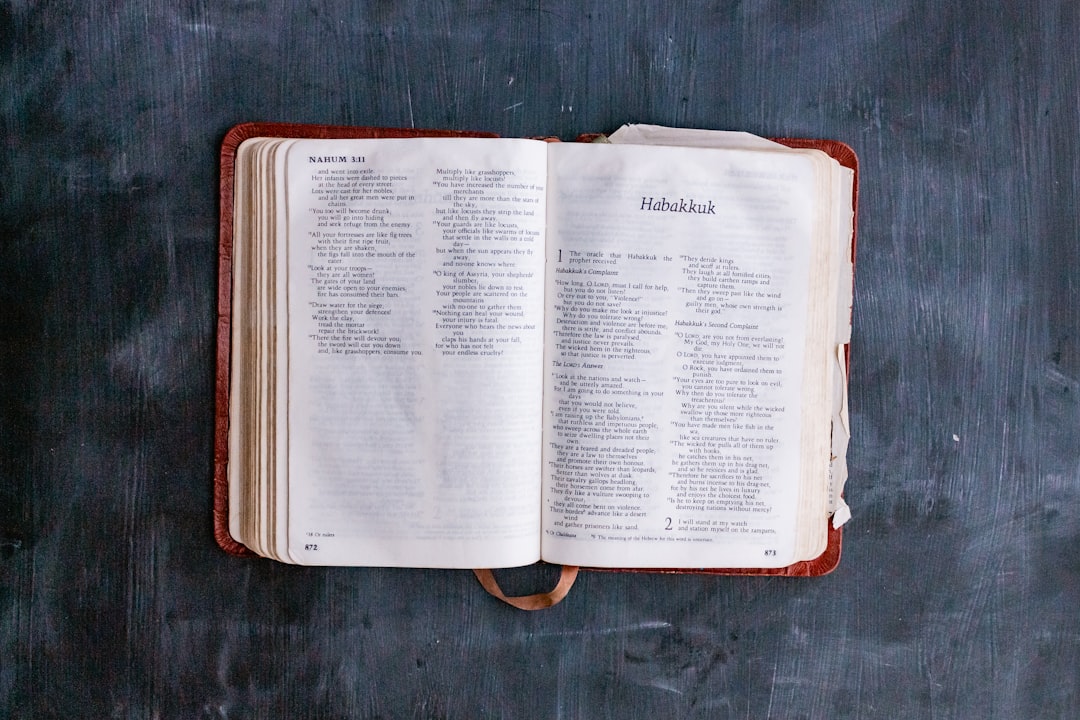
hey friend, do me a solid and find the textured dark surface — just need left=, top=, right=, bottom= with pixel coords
left=2, top=1, right=1078, bottom=718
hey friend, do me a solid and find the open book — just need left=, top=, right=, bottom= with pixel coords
left=216, top=123, right=856, bottom=586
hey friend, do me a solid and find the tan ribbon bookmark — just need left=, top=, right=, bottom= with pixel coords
left=473, top=566, right=579, bottom=610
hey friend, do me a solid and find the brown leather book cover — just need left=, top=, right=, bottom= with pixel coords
left=215, top=124, right=856, bottom=577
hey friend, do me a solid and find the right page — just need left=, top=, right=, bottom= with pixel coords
left=540, top=140, right=836, bottom=569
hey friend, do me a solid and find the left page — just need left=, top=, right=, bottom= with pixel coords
left=281, top=137, right=549, bottom=568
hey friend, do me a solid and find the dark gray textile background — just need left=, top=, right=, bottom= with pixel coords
left=2, top=2, right=1078, bottom=718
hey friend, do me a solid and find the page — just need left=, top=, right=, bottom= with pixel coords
left=609, top=126, right=855, bottom=529
left=282, top=137, right=549, bottom=568
left=229, top=137, right=291, bottom=559
left=540, top=142, right=819, bottom=568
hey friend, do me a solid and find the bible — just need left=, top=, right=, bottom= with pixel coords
left=215, top=123, right=856, bottom=601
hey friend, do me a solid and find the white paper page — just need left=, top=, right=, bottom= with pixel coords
left=541, top=142, right=816, bottom=568
left=606, top=124, right=853, bottom=537
left=283, top=137, right=548, bottom=568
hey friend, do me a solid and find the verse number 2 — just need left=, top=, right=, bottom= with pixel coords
left=665, top=517, right=672, bottom=530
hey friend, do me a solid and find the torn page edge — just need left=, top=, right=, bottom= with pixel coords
left=607, top=124, right=789, bottom=151
left=832, top=499, right=852, bottom=528
left=829, top=343, right=851, bottom=528
left=829, top=168, right=855, bottom=529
